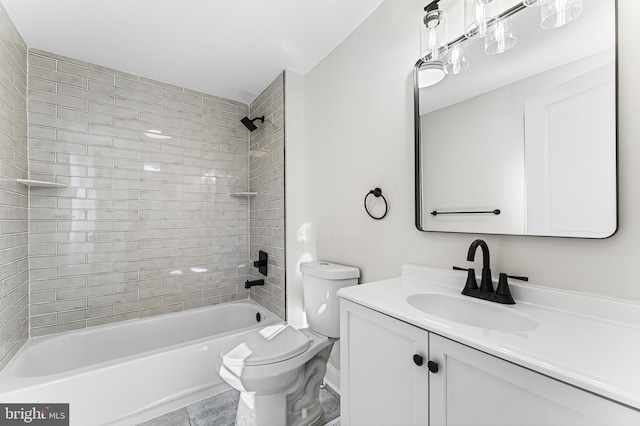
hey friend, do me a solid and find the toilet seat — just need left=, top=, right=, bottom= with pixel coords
left=221, top=324, right=311, bottom=367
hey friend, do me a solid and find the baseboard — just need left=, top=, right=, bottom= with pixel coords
left=324, top=363, right=340, bottom=395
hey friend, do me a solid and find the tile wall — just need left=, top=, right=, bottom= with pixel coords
left=27, top=49, right=255, bottom=336
left=248, top=74, right=285, bottom=319
left=0, top=2, right=28, bottom=370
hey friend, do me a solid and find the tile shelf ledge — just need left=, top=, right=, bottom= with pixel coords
left=17, top=179, right=67, bottom=188
left=229, top=192, right=257, bottom=197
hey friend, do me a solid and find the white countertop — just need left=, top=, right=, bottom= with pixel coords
left=337, top=265, right=640, bottom=410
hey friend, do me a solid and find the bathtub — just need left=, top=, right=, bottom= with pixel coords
left=0, top=300, right=280, bottom=426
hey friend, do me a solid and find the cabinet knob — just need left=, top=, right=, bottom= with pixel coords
left=413, top=354, right=424, bottom=366
left=428, top=361, right=439, bottom=374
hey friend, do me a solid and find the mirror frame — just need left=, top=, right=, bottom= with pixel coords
left=414, top=1, right=618, bottom=238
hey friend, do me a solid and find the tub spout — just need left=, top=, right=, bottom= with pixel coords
left=245, top=279, right=265, bottom=289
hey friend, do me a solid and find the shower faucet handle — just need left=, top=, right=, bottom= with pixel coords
left=253, top=250, right=268, bottom=276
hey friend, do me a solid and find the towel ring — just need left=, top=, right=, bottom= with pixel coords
left=364, top=188, right=388, bottom=220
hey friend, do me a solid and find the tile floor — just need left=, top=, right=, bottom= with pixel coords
left=138, top=386, right=340, bottom=426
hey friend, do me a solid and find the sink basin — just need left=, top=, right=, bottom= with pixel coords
left=407, top=293, right=538, bottom=332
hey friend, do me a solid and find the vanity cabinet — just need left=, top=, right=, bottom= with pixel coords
left=429, top=333, right=638, bottom=426
left=340, top=299, right=429, bottom=426
left=340, top=299, right=640, bottom=426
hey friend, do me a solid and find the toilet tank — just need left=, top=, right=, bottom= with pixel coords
left=300, top=261, right=360, bottom=338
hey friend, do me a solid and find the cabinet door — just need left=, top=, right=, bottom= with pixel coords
left=341, top=299, right=429, bottom=426
left=429, top=334, right=640, bottom=426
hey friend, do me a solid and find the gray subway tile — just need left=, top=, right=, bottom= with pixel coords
left=57, top=107, right=114, bottom=126
left=87, top=291, right=139, bottom=307
left=115, top=76, right=163, bottom=95
left=58, top=84, right=115, bottom=105
left=30, top=113, right=87, bottom=132
left=30, top=321, right=86, bottom=337
left=140, top=92, right=183, bottom=110
left=139, top=77, right=183, bottom=92
left=87, top=62, right=137, bottom=80
left=28, top=89, right=86, bottom=110
left=30, top=48, right=85, bottom=66
left=15, top=49, right=266, bottom=341
left=30, top=299, right=87, bottom=315
left=57, top=61, right=114, bottom=84
left=57, top=306, right=114, bottom=323
left=30, top=66, right=88, bottom=88
left=88, top=80, right=138, bottom=101
left=88, top=123, right=139, bottom=140
left=28, top=53, right=56, bottom=70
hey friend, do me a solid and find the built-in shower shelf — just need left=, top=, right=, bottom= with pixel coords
left=229, top=192, right=257, bottom=197
left=17, top=179, right=67, bottom=188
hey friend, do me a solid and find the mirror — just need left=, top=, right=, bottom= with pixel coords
left=414, top=0, right=616, bottom=238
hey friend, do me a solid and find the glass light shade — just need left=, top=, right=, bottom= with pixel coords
left=540, top=0, right=583, bottom=29
left=464, top=0, right=499, bottom=39
left=420, top=9, right=448, bottom=62
left=444, top=44, right=469, bottom=75
left=419, top=63, right=446, bottom=88
left=485, top=16, right=517, bottom=55
left=523, top=0, right=550, bottom=6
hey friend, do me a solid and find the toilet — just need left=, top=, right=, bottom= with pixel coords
left=218, top=260, right=359, bottom=426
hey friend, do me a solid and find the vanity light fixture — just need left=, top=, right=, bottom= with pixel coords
left=420, top=0, right=448, bottom=63
left=418, top=0, right=584, bottom=84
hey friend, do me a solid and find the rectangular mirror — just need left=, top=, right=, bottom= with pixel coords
left=414, top=0, right=617, bottom=238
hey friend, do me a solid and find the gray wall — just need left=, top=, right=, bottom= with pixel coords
left=0, top=2, right=28, bottom=370
left=27, top=49, right=255, bottom=337
left=248, top=73, right=285, bottom=319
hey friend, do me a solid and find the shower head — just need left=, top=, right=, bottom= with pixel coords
left=241, top=116, right=265, bottom=132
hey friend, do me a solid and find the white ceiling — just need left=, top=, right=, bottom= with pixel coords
left=1, top=0, right=384, bottom=104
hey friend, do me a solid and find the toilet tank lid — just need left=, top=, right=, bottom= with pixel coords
left=300, top=261, right=360, bottom=280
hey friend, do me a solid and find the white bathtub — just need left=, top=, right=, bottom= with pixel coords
left=0, top=300, right=280, bottom=426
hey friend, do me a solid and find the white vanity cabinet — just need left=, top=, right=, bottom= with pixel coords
left=429, top=333, right=639, bottom=426
left=340, top=299, right=640, bottom=426
left=340, top=299, right=429, bottom=426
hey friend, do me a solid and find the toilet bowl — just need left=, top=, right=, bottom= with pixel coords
left=218, top=261, right=359, bottom=426
left=219, top=326, right=334, bottom=426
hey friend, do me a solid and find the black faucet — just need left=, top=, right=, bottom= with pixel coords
left=453, top=239, right=527, bottom=305
left=467, top=239, right=493, bottom=293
